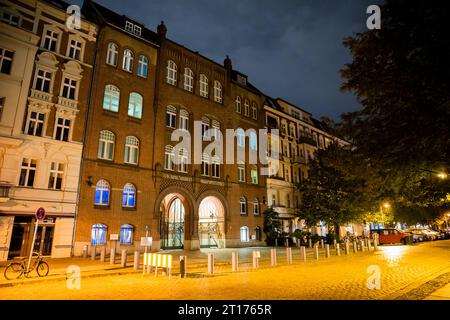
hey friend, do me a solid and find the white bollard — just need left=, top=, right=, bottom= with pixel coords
left=91, top=245, right=96, bottom=260
left=308, top=238, right=312, bottom=248
left=300, top=246, right=306, bottom=262
left=325, top=244, right=330, bottom=258
left=121, top=249, right=127, bottom=268
left=314, top=245, right=319, bottom=260
left=252, top=250, right=260, bottom=269
left=83, top=245, right=88, bottom=258
left=333, top=239, right=337, bottom=249
left=320, top=239, right=324, bottom=249
left=368, top=239, right=372, bottom=251
left=100, top=247, right=106, bottom=262
left=360, top=239, right=365, bottom=252
left=110, top=248, right=116, bottom=264
left=180, top=255, right=187, bottom=278
left=352, top=241, right=357, bottom=253
left=231, top=251, right=238, bottom=272
left=286, top=247, right=292, bottom=264
left=336, top=243, right=341, bottom=256
left=207, top=253, right=214, bottom=274
left=345, top=241, right=349, bottom=255
left=133, top=251, right=140, bottom=270
left=270, top=248, right=277, bottom=266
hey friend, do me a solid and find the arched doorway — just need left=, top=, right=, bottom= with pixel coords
left=160, top=195, right=185, bottom=249
left=198, top=196, right=225, bottom=248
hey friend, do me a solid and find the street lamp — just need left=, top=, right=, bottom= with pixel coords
left=437, top=172, right=448, bottom=180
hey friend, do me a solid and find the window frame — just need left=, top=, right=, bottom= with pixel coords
left=166, top=60, right=177, bottom=85
left=122, top=49, right=134, bottom=73
left=94, top=179, right=110, bottom=206
left=124, top=136, right=139, bottom=165
left=184, top=68, right=194, bottom=92
left=137, top=55, right=148, bottom=78
left=98, top=130, right=115, bottom=161
left=106, top=42, right=118, bottom=66
left=199, top=74, right=208, bottom=98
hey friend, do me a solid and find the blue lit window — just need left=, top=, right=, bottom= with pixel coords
left=137, top=55, right=148, bottom=78
left=120, top=224, right=133, bottom=245
left=91, top=224, right=107, bottom=245
left=94, top=179, right=110, bottom=206
left=122, top=183, right=136, bottom=208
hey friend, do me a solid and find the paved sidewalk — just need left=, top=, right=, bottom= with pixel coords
left=0, top=245, right=361, bottom=287
left=425, top=282, right=450, bottom=300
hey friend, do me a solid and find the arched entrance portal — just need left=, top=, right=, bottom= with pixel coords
left=198, top=196, right=225, bottom=248
left=160, top=195, right=185, bottom=249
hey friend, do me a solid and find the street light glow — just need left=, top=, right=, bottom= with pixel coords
left=383, top=202, right=391, bottom=209
left=437, top=172, right=448, bottom=180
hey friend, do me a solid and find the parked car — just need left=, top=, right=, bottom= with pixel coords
left=407, top=228, right=438, bottom=241
left=370, top=228, right=413, bottom=245
left=424, top=229, right=441, bottom=240
left=404, top=229, right=425, bottom=243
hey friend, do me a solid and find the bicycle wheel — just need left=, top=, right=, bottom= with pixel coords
left=4, top=262, right=24, bottom=280
left=36, top=261, right=49, bottom=277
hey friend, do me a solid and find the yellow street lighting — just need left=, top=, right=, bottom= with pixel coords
left=437, top=172, right=448, bottom=180
left=383, top=202, right=391, bottom=209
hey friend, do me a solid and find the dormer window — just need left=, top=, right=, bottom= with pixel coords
left=237, top=74, right=247, bottom=86
left=125, top=21, right=142, bottom=36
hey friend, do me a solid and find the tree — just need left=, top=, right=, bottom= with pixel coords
left=296, top=144, right=370, bottom=239
left=338, top=0, right=450, bottom=216
left=263, top=207, right=282, bottom=245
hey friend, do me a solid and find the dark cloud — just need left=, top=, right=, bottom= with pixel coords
left=79, top=0, right=378, bottom=120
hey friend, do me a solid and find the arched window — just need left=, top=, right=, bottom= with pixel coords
left=164, top=145, right=174, bottom=170
left=251, top=166, right=258, bottom=184
left=255, top=226, right=261, bottom=241
left=94, top=180, right=110, bottom=206
left=179, top=109, right=189, bottom=131
left=106, top=43, right=118, bottom=66
left=166, top=105, right=176, bottom=128
left=102, top=84, right=120, bottom=112
left=128, top=92, right=142, bottom=119
left=98, top=130, right=115, bottom=160
left=166, top=60, right=177, bottom=85
left=249, top=130, right=257, bottom=151
left=178, top=148, right=188, bottom=173
left=214, top=81, right=222, bottom=103
left=120, top=224, right=133, bottom=245
left=137, top=55, right=148, bottom=78
left=184, top=68, right=193, bottom=92
left=122, top=49, right=133, bottom=72
left=235, top=96, right=241, bottom=113
left=252, top=102, right=258, bottom=119
left=200, top=153, right=209, bottom=176
left=244, top=99, right=250, bottom=117
left=239, top=197, right=247, bottom=215
left=240, top=226, right=249, bottom=242
left=201, top=116, right=210, bottom=138
left=122, top=183, right=136, bottom=208
left=253, top=198, right=260, bottom=215
left=199, top=74, right=208, bottom=98
left=211, top=119, right=220, bottom=141
left=236, top=128, right=245, bottom=147
left=91, top=224, right=107, bottom=245
left=124, top=136, right=139, bottom=164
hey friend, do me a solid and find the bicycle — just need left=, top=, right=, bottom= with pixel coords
left=3, top=251, right=49, bottom=280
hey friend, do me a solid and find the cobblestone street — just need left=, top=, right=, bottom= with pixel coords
left=1, top=240, right=449, bottom=300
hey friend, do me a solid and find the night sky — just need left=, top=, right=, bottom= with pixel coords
left=76, top=0, right=378, bottom=120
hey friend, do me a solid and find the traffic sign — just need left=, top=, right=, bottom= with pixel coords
left=35, top=207, right=46, bottom=220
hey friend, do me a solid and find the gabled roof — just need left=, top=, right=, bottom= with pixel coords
left=82, top=0, right=159, bottom=46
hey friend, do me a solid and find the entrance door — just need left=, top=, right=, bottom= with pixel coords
left=198, top=196, right=225, bottom=248
left=8, top=219, right=29, bottom=260
left=161, top=198, right=185, bottom=249
left=33, top=225, right=54, bottom=256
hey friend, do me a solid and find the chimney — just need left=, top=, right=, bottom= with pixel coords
left=224, top=55, right=232, bottom=70
left=157, top=21, right=167, bottom=40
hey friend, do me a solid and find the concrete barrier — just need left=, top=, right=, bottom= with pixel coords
left=286, top=247, right=292, bottom=264
left=300, top=246, right=306, bottom=262
left=270, top=248, right=277, bottom=266
left=121, top=249, right=127, bottom=268
left=232, top=251, right=238, bottom=272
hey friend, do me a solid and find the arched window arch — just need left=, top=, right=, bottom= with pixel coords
left=128, top=92, right=142, bottom=119
left=122, top=49, right=133, bottom=72
left=249, top=129, right=258, bottom=151
left=164, top=145, right=175, bottom=170
left=214, top=80, right=222, bottom=103
left=179, top=109, right=189, bottom=131
left=201, top=116, right=210, bottom=138
left=244, top=99, right=250, bottom=117
left=120, top=224, right=134, bottom=245
left=239, top=196, right=247, bottom=215
left=122, top=183, right=136, bottom=208
left=94, top=179, right=110, bottom=206
left=240, top=226, right=249, bottom=242
left=137, top=55, right=148, bottom=78
left=252, top=102, right=258, bottom=120
left=253, top=198, right=260, bottom=215
left=166, top=60, right=177, bottom=85
left=184, top=68, right=193, bottom=91
left=124, top=136, right=139, bottom=165
left=166, top=105, right=176, bottom=128
left=102, top=84, right=120, bottom=112
left=106, top=42, right=118, bottom=66
left=98, top=130, right=115, bottom=160
left=199, top=74, right=208, bottom=98
left=91, top=224, right=107, bottom=245
left=236, top=128, right=245, bottom=147
left=235, top=96, right=241, bottom=113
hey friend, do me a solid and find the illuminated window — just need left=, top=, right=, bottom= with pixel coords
left=98, top=130, right=115, bottom=160
left=178, top=148, right=188, bottom=173
left=166, top=60, right=177, bottom=85
left=240, top=226, right=249, bottom=242
left=166, top=105, right=176, bottom=128
left=184, top=68, right=193, bottom=92
left=137, top=55, right=148, bottom=78
left=102, top=85, right=120, bottom=112
left=238, top=164, right=245, bottom=182
left=236, top=128, right=245, bottom=147
left=122, top=184, right=136, bottom=208
left=91, top=224, right=107, bottom=245
left=239, top=197, right=247, bottom=215
left=251, top=167, right=258, bottom=184
left=124, top=136, right=139, bottom=165
left=164, top=145, right=174, bottom=170
left=94, top=180, right=110, bottom=206
left=106, top=43, right=118, bottom=66
left=214, top=81, right=222, bottom=103
left=199, top=74, right=208, bottom=98
left=235, top=96, right=241, bottom=113
left=122, top=49, right=133, bottom=72
left=179, top=109, right=189, bottom=131
left=128, top=92, right=142, bottom=118
left=120, top=224, right=133, bottom=245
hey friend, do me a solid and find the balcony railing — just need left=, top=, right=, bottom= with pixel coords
left=293, top=155, right=307, bottom=164
left=30, top=89, right=53, bottom=103
left=0, top=183, right=12, bottom=203
left=298, top=134, right=317, bottom=147
left=57, top=96, right=79, bottom=109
